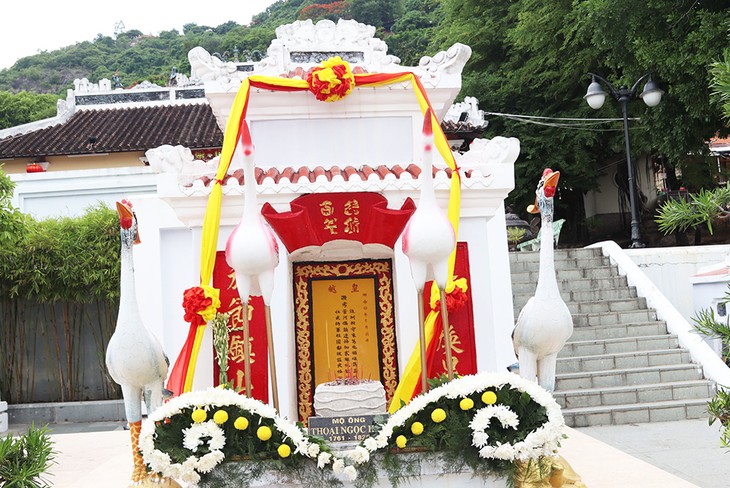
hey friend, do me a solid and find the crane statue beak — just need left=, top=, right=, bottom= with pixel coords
left=543, top=170, right=560, bottom=199
left=116, top=201, right=141, bottom=245
left=526, top=170, right=561, bottom=214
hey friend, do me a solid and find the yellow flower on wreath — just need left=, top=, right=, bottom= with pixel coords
left=213, top=409, right=228, bottom=425
left=191, top=408, right=207, bottom=423
left=460, top=398, right=474, bottom=411
left=277, top=444, right=292, bottom=458
left=482, top=391, right=498, bottom=405
left=410, top=421, right=424, bottom=436
left=396, top=435, right=408, bottom=448
left=234, top=416, right=249, bottom=430
left=431, top=408, right=447, bottom=423
left=257, top=425, right=273, bottom=441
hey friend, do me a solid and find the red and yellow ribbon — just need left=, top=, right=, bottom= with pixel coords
left=167, top=63, right=462, bottom=397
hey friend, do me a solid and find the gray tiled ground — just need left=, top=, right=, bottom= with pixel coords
left=577, top=419, right=730, bottom=488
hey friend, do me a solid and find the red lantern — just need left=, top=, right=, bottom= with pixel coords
left=26, top=163, right=44, bottom=173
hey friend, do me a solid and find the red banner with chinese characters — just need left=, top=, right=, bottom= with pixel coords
left=212, top=251, right=269, bottom=402
left=422, top=242, right=477, bottom=387
left=262, top=192, right=415, bottom=253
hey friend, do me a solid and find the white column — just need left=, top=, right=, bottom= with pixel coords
left=0, top=393, right=7, bottom=433
left=461, top=205, right=517, bottom=372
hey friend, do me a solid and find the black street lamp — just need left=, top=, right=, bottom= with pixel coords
left=584, top=73, right=664, bottom=248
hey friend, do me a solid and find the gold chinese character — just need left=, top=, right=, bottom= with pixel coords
left=343, top=217, right=360, bottom=234
left=235, top=370, right=254, bottom=393
left=439, top=324, right=463, bottom=371
left=320, top=200, right=335, bottom=216
left=323, top=218, right=338, bottom=234
left=229, top=334, right=255, bottom=364
left=227, top=270, right=238, bottom=290
left=344, top=199, right=360, bottom=216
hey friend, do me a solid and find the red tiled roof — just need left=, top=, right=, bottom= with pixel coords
left=0, top=104, right=223, bottom=158
left=190, top=164, right=463, bottom=187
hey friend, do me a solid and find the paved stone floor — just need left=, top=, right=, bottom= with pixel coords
left=575, top=419, right=730, bottom=488
left=10, top=418, right=729, bottom=487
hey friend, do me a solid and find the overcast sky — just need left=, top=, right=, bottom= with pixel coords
left=0, top=0, right=279, bottom=70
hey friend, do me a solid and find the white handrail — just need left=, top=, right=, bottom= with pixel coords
left=588, top=240, right=730, bottom=388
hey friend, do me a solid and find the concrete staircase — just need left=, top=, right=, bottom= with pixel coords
left=510, top=247, right=715, bottom=427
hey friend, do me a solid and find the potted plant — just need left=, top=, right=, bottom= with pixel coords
left=506, top=227, right=527, bottom=251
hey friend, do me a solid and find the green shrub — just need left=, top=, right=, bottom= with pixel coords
left=0, top=425, right=56, bottom=487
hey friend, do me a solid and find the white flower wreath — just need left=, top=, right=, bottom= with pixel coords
left=348, top=372, right=565, bottom=464
left=139, top=388, right=348, bottom=484
left=183, top=420, right=226, bottom=452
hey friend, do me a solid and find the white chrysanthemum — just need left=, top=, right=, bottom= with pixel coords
left=317, top=451, right=332, bottom=468
left=183, top=420, right=226, bottom=453
left=493, top=443, right=516, bottom=460
left=348, top=446, right=370, bottom=464
left=307, top=442, right=321, bottom=457
left=472, top=431, right=489, bottom=448
left=196, top=450, right=225, bottom=473
left=364, top=437, right=378, bottom=451
left=344, top=465, right=358, bottom=481
left=332, top=458, right=345, bottom=474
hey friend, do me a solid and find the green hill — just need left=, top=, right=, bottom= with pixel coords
left=0, top=0, right=438, bottom=97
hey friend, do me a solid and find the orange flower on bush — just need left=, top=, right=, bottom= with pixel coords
left=182, top=285, right=221, bottom=326
left=307, top=56, right=355, bottom=102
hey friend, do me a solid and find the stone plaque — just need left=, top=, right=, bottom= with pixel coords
left=307, top=414, right=382, bottom=443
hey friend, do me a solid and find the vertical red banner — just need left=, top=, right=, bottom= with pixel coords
left=424, top=242, right=477, bottom=380
left=212, top=251, right=269, bottom=402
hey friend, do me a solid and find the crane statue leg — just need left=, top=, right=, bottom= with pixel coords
left=516, top=347, right=538, bottom=386
left=241, top=300, right=253, bottom=397
left=417, top=292, right=429, bottom=393
left=121, top=385, right=147, bottom=483
left=438, top=288, right=455, bottom=381
left=258, top=268, right=280, bottom=412
left=538, top=353, right=558, bottom=392
left=264, top=305, right=280, bottom=412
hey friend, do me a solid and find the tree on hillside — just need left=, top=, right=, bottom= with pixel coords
left=387, top=0, right=444, bottom=65
left=350, top=0, right=403, bottom=32
left=0, top=91, right=57, bottom=130
left=436, top=0, right=729, bottom=239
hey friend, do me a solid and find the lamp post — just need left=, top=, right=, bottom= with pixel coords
left=584, top=73, right=664, bottom=248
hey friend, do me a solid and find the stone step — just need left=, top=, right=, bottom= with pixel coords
left=572, top=309, right=657, bottom=327
left=554, top=381, right=715, bottom=410
left=562, top=398, right=709, bottom=427
left=510, top=266, right=619, bottom=283
left=555, top=363, right=705, bottom=390
left=569, top=321, right=669, bottom=341
left=556, top=349, right=692, bottom=374
left=560, top=334, right=679, bottom=357
left=513, top=286, right=637, bottom=306
left=510, top=276, right=629, bottom=294
left=509, top=256, right=610, bottom=272
left=509, top=248, right=603, bottom=263
left=514, top=297, right=648, bottom=316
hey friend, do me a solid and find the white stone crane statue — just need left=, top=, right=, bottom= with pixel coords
left=402, top=108, right=457, bottom=391
left=225, top=121, right=280, bottom=411
left=512, top=169, right=573, bottom=391
left=106, top=200, right=175, bottom=487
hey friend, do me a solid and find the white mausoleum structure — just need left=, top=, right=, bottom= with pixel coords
left=133, top=19, right=519, bottom=421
